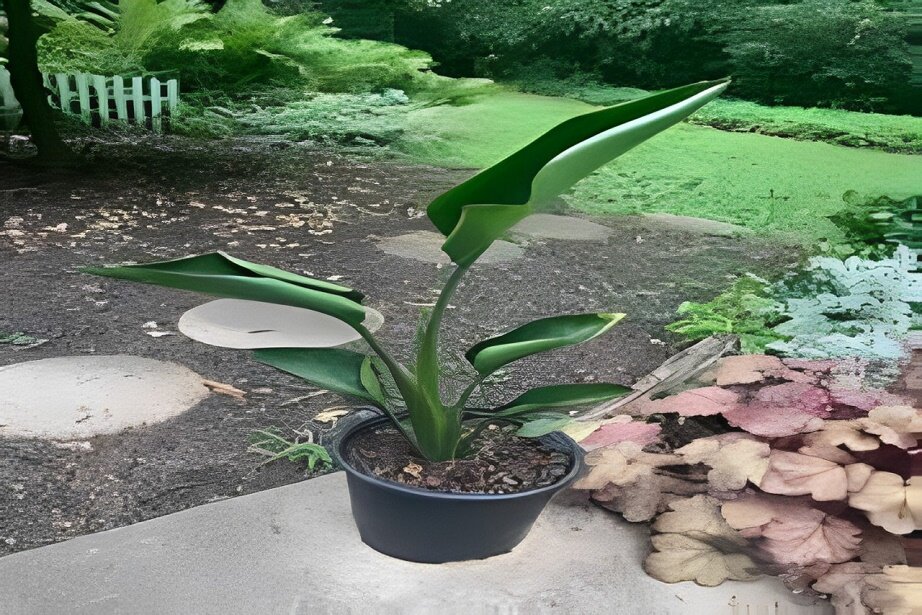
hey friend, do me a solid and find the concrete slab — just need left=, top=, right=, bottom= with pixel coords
left=511, top=214, right=614, bottom=241
left=0, top=473, right=832, bottom=614
left=377, top=231, right=523, bottom=265
left=178, top=299, right=384, bottom=349
left=0, top=355, right=209, bottom=440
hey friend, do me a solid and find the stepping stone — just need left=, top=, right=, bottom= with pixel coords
left=377, top=231, right=523, bottom=265
left=511, top=213, right=613, bottom=241
left=178, top=299, right=385, bottom=349
left=643, top=213, right=750, bottom=236
left=0, top=355, right=209, bottom=440
left=0, top=473, right=833, bottom=614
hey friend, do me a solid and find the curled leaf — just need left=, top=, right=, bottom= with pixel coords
left=575, top=443, right=705, bottom=521
left=798, top=420, right=880, bottom=464
left=861, top=406, right=922, bottom=449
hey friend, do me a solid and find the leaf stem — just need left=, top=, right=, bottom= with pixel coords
left=417, top=264, right=469, bottom=402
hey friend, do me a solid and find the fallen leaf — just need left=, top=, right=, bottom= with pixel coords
left=644, top=495, right=760, bottom=586
left=722, top=493, right=862, bottom=566
left=676, top=433, right=769, bottom=491
left=849, top=472, right=922, bottom=535
left=758, top=450, right=850, bottom=501
left=202, top=379, right=246, bottom=400
left=643, top=386, right=740, bottom=417
left=403, top=463, right=422, bottom=479
left=579, top=415, right=662, bottom=450
left=313, top=408, right=350, bottom=424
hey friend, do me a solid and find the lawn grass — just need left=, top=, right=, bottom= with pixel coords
left=515, top=79, right=922, bottom=154
left=397, top=90, right=922, bottom=245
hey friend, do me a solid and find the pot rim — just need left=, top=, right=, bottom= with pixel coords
left=335, top=414, right=584, bottom=501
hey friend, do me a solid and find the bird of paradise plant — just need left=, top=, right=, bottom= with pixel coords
left=86, top=79, right=729, bottom=462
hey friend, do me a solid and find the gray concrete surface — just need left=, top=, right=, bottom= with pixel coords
left=0, top=474, right=833, bottom=615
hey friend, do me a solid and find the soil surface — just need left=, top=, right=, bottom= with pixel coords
left=0, top=136, right=802, bottom=556
left=346, top=424, right=572, bottom=494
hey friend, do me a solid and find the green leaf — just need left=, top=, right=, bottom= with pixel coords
left=491, top=383, right=632, bottom=417
left=360, top=356, right=387, bottom=407
left=516, top=417, right=572, bottom=438
left=84, top=251, right=368, bottom=326
left=466, top=313, right=625, bottom=375
left=427, top=79, right=729, bottom=265
left=254, top=348, right=378, bottom=403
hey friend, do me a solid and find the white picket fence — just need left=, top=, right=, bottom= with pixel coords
left=0, top=67, right=179, bottom=133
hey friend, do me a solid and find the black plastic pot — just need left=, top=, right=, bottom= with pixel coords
left=335, top=415, right=584, bottom=564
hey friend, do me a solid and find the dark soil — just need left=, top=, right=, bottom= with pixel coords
left=0, top=135, right=802, bottom=556
left=346, top=424, right=572, bottom=494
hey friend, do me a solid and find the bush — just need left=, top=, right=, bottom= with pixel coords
left=38, top=0, right=437, bottom=95
left=173, top=87, right=412, bottom=145
left=389, top=0, right=914, bottom=113
left=721, top=0, right=911, bottom=111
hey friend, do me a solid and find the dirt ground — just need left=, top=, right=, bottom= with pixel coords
left=0, top=137, right=802, bottom=555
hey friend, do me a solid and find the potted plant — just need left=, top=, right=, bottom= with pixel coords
left=86, top=79, right=728, bottom=563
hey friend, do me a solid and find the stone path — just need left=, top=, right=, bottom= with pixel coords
left=0, top=355, right=209, bottom=439
left=178, top=299, right=384, bottom=349
left=0, top=473, right=832, bottom=615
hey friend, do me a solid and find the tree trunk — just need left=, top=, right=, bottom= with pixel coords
left=2, top=0, right=72, bottom=164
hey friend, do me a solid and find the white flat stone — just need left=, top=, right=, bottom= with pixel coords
left=511, top=213, right=614, bottom=241
left=643, top=213, right=751, bottom=236
left=178, top=299, right=384, bottom=349
left=0, top=355, right=209, bottom=440
left=377, top=230, right=524, bottom=265
left=0, top=473, right=833, bottom=614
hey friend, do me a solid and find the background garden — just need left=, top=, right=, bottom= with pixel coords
left=0, top=0, right=920, bottom=610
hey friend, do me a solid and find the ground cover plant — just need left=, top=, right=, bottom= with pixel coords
left=86, top=79, right=728, bottom=463
left=572, top=353, right=921, bottom=612
left=668, top=248, right=920, bottom=360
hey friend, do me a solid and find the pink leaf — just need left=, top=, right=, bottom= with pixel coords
left=722, top=383, right=831, bottom=437
left=758, top=450, right=849, bottom=501
left=580, top=418, right=662, bottom=451
left=644, top=386, right=740, bottom=417
left=722, top=493, right=862, bottom=566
